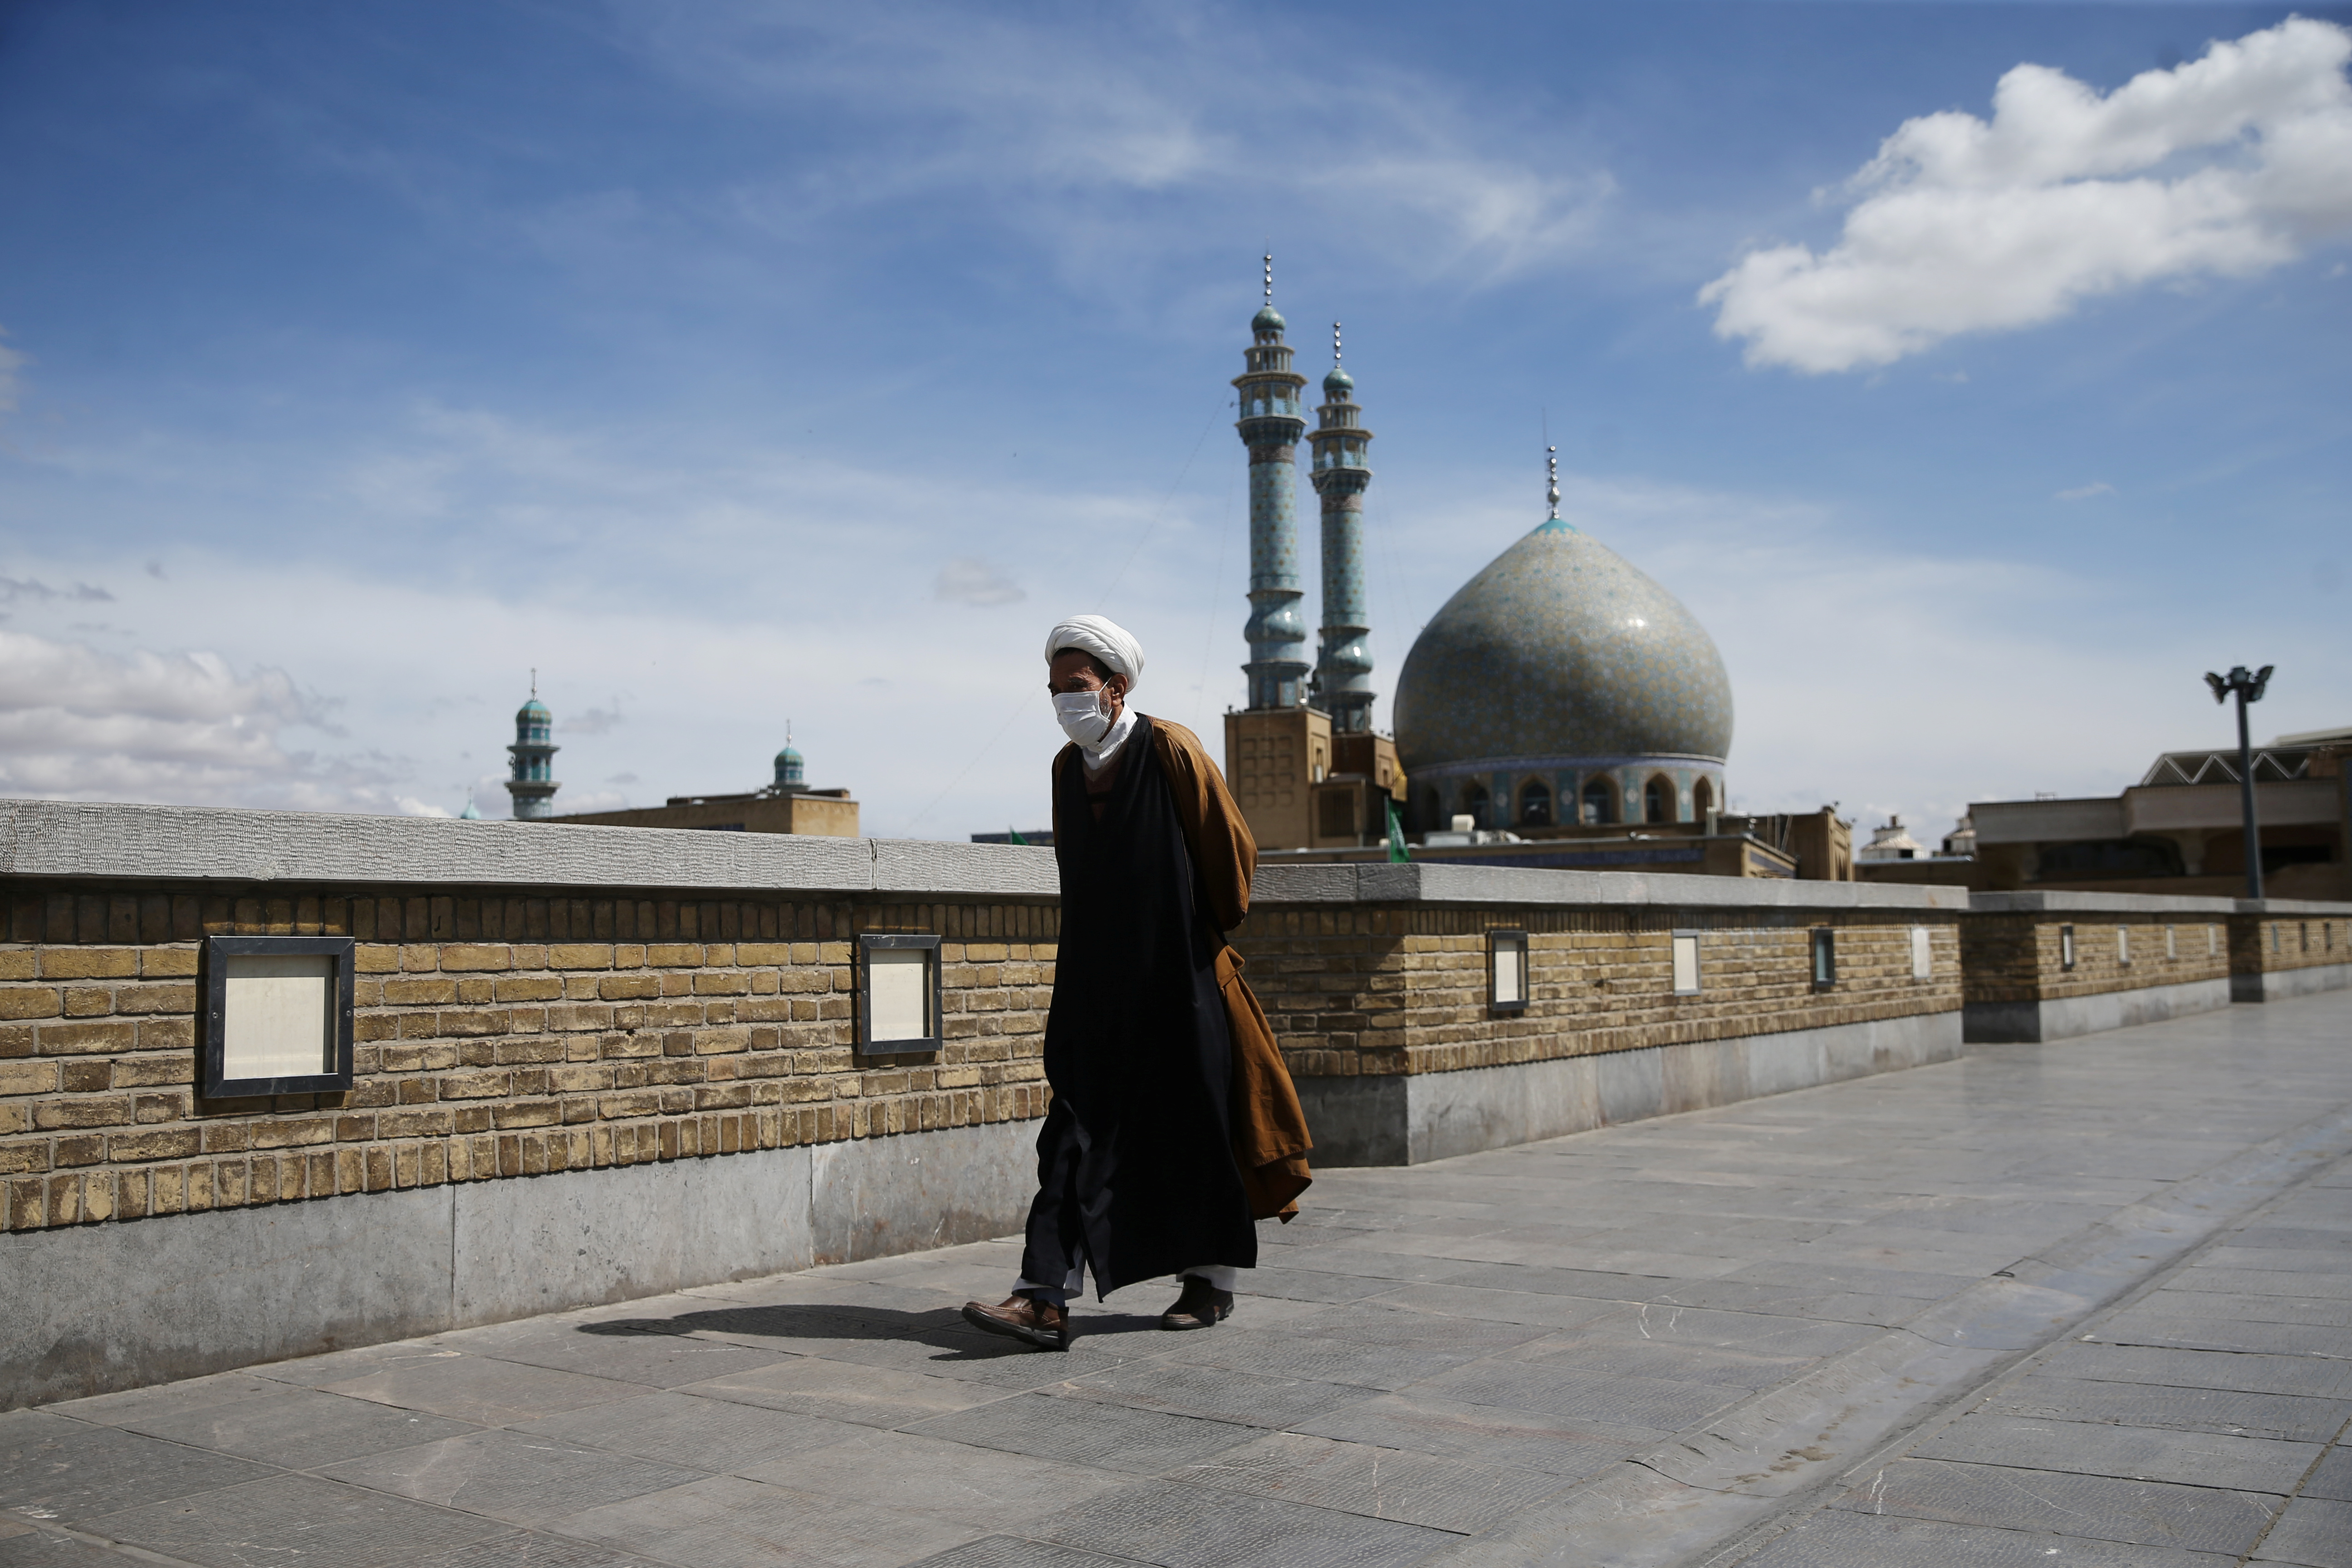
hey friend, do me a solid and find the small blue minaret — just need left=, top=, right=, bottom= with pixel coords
left=1309, top=321, right=1374, bottom=733
left=504, top=671, right=560, bottom=820
left=1235, top=255, right=1309, bottom=710
left=772, top=722, right=805, bottom=792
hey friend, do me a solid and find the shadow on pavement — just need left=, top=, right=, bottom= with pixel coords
left=573, top=1301, right=1167, bottom=1360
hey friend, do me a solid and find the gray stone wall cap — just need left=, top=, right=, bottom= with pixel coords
left=1969, top=890, right=2246, bottom=916
left=0, top=798, right=1061, bottom=899
left=2234, top=896, right=2352, bottom=916
left=1252, top=861, right=1967, bottom=912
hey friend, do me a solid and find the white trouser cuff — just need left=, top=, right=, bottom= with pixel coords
left=1013, top=1264, right=1086, bottom=1306
left=1182, top=1265, right=1238, bottom=1292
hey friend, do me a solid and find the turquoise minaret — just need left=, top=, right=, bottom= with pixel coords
left=1235, top=255, right=1309, bottom=710
left=1309, top=321, right=1374, bottom=733
left=504, top=671, right=560, bottom=820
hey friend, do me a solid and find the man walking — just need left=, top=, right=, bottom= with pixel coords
left=964, top=615, right=1312, bottom=1351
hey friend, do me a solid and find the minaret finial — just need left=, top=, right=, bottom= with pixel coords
left=1546, top=446, right=1560, bottom=520
left=530, top=667, right=537, bottom=698
left=1333, top=321, right=1342, bottom=367
left=1264, top=253, right=1273, bottom=306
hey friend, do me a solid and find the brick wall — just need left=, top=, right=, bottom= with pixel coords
left=2234, top=910, right=2351, bottom=977
left=0, top=885, right=1056, bottom=1234
left=1236, top=904, right=1960, bottom=1080
left=1960, top=912, right=2231, bottom=1006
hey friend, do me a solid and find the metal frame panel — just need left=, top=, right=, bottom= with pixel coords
left=199, top=935, right=357, bottom=1098
left=857, top=932, right=943, bottom=1056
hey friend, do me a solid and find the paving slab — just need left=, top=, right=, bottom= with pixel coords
left=441, top=1323, right=791, bottom=1388
left=1287, top=1392, right=1663, bottom=1477
left=0, top=1409, right=280, bottom=1524
left=900, top=1540, right=1131, bottom=1568
left=17, top=989, right=2352, bottom=1568
left=2255, top=1494, right=2352, bottom=1566
left=1911, top=1411, right=2322, bottom=1493
left=545, top=1473, right=978, bottom=1568
left=1980, top=1372, right=2352, bottom=1443
left=402, top=1536, right=672, bottom=1568
left=0, top=1526, right=132, bottom=1568
left=1023, top=1475, right=1456, bottom=1567
left=318, top=1428, right=708, bottom=1527
left=1732, top=1506, right=2237, bottom=1565
left=84, top=1472, right=507, bottom=1568
left=2131, top=1288, right=2352, bottom=1328
left=322, top=1355, right=649, bottom=1427
left=679, top=1357, right=1007, bottom=1430
left=902, top=1392, right=1260, bottom=1474
left=2305, top=1444, right=2352, bottom=1500
left=514, top=1390, right=873, bottom=1472
left=45, top=1371, right=284, bottom=1429
left=114, top=1387, right=481, bottom=1469
left=734, top=1430, right=1127, bottom=1531
left=2036, top=1341, right=2352, bottom=1400
left=1828, top=1455, right=2279, bottom=1555
left=1169, top=1429, right=1570, bottom=1532
left=1054, top=1359, right=1377, bottom=1429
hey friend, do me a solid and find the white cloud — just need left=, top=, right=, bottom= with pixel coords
left=0, top=629, right=397, bottom=809
left=2055, top=481, right=2115, bottom=500
left=934, top=557, right=1026, bottom=607
left=1701, top=18, right=2352, bottom=372
left=0, top=389, right=1234, bottom=838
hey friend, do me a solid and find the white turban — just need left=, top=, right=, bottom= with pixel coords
left=1044, top=614, right=1144, bottom=689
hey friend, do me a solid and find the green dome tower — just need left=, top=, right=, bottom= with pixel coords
left=1308, top=321, right=1374, bottom=734
left=1234, top=255, right=1309, bottom=710
left=504, top=672, right=561, bottom=821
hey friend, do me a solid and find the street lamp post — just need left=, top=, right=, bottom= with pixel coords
left=2203, top=664, right=2274, bottom=901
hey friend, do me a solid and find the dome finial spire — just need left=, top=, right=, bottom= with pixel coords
left=1333, top=321, right=1341, bottom=367
left=1264, top=252, right=1273, bottom=307
left=1546, top=446, right=1560, bottom=520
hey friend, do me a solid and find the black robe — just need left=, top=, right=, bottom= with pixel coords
left=1020, top=714, right=1257, bottom=1298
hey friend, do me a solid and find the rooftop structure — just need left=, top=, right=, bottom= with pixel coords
left=1863, top=729, right=2351, bottom=899
left=1858, top=815, right=1934, bottom=862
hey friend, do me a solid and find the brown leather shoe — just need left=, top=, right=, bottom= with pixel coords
left=962, top=1294, right=1069, bottom=1351
left=1160, top=1276, right=1235, bottom=1330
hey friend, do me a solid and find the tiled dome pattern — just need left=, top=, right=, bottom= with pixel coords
left=1393, top=518, right=1734, bottom=773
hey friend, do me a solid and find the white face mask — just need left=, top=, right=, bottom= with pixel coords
left=1053, top=689, right=1112, bottom=746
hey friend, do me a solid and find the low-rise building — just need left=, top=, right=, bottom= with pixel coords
left=553, top=740, right=859, bottom=838
left=1863, top=730, right=2351, bottom=899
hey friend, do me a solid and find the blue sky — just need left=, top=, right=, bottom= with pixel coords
left=1, top=0, right=2346, bottom=843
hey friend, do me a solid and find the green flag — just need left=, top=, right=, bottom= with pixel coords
left=1385, top=798, right=1411, bottom=863
left=1007, top=827, right=1027, bottom=846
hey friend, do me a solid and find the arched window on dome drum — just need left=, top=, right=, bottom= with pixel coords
left=1645, top=776, right=1675, bottom=824
left=1580, top=777, right=1614, bottom=826
left=1461, top=779, right=1490, bottom=830
left=1692, top=777, right=1715, bottom=820
left=1519, top=780, right=1552, bottom=828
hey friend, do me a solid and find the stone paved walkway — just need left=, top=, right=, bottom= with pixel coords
left=7, top=991, right=2352, bottom=1568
